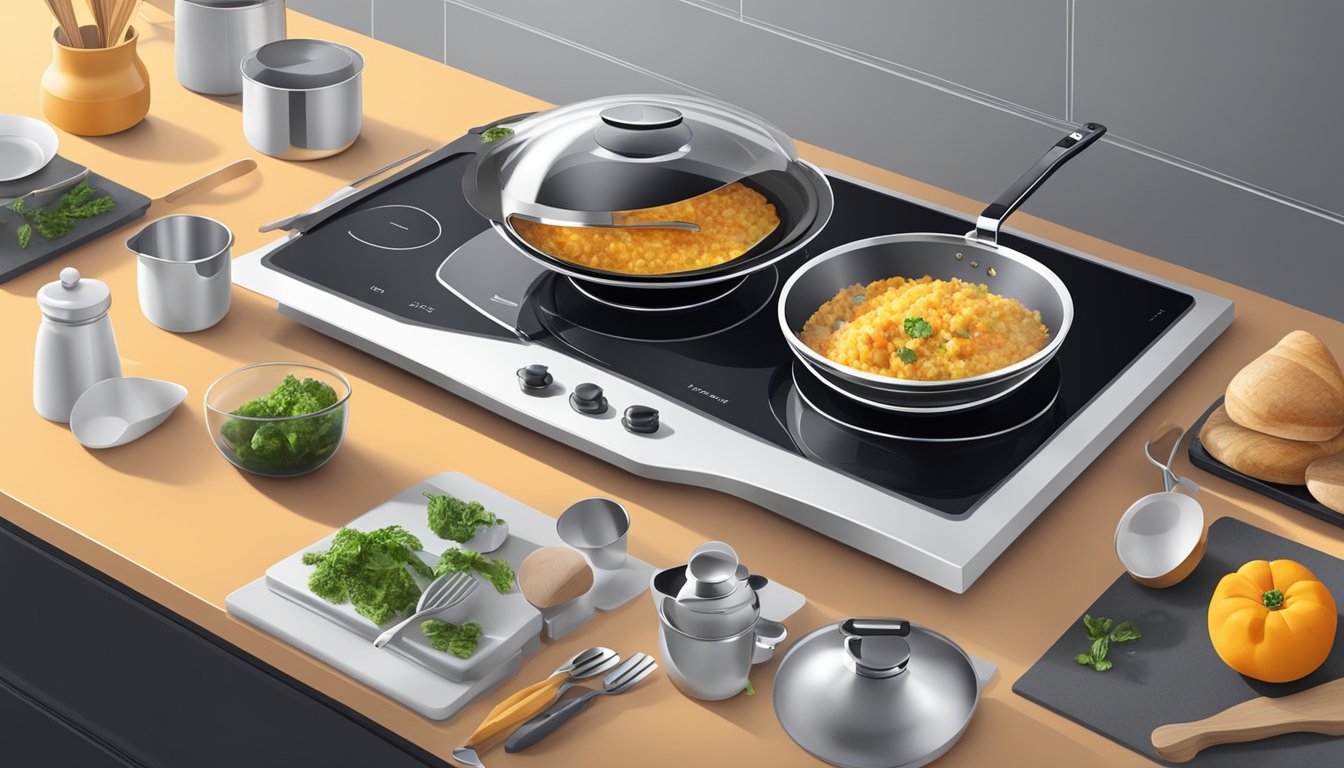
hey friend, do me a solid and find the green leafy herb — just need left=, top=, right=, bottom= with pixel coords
left=481, top=126, right=514, bottom=143
left=1074, top=614, right=1142, bottom=672
left=421, top=619, right=484, bottom=658
left=744, top=680, right=756, bottom=696
left=424, top=492, right=502, bottom=543
left=218, top=374, right=345, bottom=475
left=903, top=317, right=933, bottom=339
left=302, top=526, right=434, bottom=626
left=897, top=347, right=918, bottom=364
left=955, top=328, right=971, bottom=339
left=7, top=180, right=115, bottom=248
left=434, top=547, right=516, bottom=594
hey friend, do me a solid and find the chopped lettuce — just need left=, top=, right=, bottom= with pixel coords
left=219, top=374, right=344, bottom=474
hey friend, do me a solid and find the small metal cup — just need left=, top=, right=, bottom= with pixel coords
left=557, top=497, right=630, bottom=570
left=128, top=215, right=233, bottom=332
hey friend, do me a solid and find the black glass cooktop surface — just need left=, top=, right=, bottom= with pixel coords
left=266, top=150, right=1194, bottom=517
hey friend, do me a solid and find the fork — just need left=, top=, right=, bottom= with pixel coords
left=0, top=168, right=91, bottom=225
left=373, top=570, right=477, bottom=649
left=504, top=652, right=658, bottom=752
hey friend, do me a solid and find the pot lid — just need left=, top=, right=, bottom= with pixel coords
left=464, top=94, right=801, bottom=224
left=37, top=267, right=111, bottom=323
left=773, top=619, right=979, bottom=768
left=242, top=39, right=364, bottom=90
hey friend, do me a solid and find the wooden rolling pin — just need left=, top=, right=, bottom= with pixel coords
left=1151, top=678, right=1344, bottom=762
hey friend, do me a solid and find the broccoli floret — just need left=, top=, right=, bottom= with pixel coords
left=218, top=374, right=344, bottom=474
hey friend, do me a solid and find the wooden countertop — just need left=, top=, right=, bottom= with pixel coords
left=2, top=6, right=1342, bottom=768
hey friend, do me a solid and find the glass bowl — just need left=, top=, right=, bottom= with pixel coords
left=204, top=362, right=351, bottom=477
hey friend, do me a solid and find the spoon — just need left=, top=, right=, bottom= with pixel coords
left=505, top=653, right=659, bottom=752
left=451, top=647, right=619, bottom=767
left=69, top=377, right=187, bottom=449
left=373, top=570, right=477, bottom=649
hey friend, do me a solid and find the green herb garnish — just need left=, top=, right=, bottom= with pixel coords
left=421, top=619, right=484, bottom=658
left=897, top=347, right=917, bottom=364
left=955, top=328, right=971, bottom=339
left=302, top=526, right=434, bottom=626
left=744, top=680, right=756, bottom=696
left=7, top=180, right=115, bottom=248
left=424, top=492, right=502, bottom=543
left=903, top=317, right=933, bottom=339
left=434, top=547, right=515, bottom=594
left=481, top=126, right=514, bottom=143
left=1074, top=614, right=1141, bottom=672
left=218, top=374, right=344, bottom=474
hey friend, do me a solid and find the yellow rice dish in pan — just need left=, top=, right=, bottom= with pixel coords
left=800, top=276, right=1049, bottom=381
left=511, top=182, right=779, bottom=275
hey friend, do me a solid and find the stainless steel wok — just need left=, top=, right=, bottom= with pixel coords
left=778, top=123, right=1106, bottom=413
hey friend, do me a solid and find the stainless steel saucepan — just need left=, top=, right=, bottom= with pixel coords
left=778, top=122, right=1105, bottom=413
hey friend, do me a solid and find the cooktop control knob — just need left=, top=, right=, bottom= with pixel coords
left=622, top=405, right=660, bottom=434
left=517, top=364, right=553, bottom=394
left=570, top=383, right=609, bottom=415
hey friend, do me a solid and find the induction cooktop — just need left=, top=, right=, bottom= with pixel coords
left=234, top=130, right=1233, bottom=592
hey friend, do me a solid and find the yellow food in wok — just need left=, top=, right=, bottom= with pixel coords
left=511, top=182, right=779, bottom=275
left=801, top=276, right=1048, bottom=381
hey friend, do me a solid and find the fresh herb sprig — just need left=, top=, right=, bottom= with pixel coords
left=424, top=492, right=502, bottom=543
left=434, top=547, right=515, bottom=594
left=302, top=526, right=434, bottom=625
left=480, top=126, right=514, bottom=143
left=903, top=317, right=933, bottom=339
left=421, top=619, right=484, bottom=658
left=1074, top=614, right=1142, bottom=672
left=8, top=180, right=115, bottom=249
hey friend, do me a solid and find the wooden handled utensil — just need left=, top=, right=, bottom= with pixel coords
left=154, top=159, right=258, bottom=205
left=1151, top=677, right=1344, bottom=762
left=450, top=647, right=618, bottom=768
left=45, top=0, right=85, bottom=48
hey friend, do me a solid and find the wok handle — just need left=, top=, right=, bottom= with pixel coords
left=974, top=122, right=1106, bottom=245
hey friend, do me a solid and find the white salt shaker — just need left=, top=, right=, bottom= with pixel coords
left=34, top=267, right=121, bottom=423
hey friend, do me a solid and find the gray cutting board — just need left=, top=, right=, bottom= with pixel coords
left=1014, top=517, right=1344, bottom=766
left=0, top=155, right=149, bottom=282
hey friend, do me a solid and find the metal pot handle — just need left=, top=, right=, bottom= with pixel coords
left=973, top=122, right=1106, bottom=246
left=841, top=618, right=912, bottom=679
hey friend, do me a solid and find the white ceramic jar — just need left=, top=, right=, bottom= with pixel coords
left=34, top=267, right=122, bottom=423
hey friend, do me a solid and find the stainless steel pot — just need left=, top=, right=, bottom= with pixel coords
left=241, top=39, right=364, bottom=160
left=462, top=94, right=833, bottom=306
left=779, top=123, right=1105, bottom=412
left=773, top=618, right=981, bottom=768
left=657, top=598, right=786, bottom=701
left=128, top=214, right=233, bottom=333
left=175, top=0, right=285, bottom=96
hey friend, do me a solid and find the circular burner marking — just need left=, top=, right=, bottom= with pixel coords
left=346, top=204, right=443, bottom=251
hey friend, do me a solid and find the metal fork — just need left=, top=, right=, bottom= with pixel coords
left=0, top=167, right=91, bottom=224
left=504, top=652, right=658, bottom=752
left=373, top=570, right=477, bottom=649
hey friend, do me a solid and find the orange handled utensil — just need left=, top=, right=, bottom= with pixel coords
left=451, top=647, right=618, bottom=767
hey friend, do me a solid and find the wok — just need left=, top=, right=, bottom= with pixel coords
left=778, top=123, right=1105, bottom=413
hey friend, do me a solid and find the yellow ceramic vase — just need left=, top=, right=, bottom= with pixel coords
left=41, top=26, right=150, bottom=136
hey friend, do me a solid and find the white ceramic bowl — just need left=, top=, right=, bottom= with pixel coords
left=0, top=115, right=58, bottom=181
left=1114, top=491, right=1207, bottom=588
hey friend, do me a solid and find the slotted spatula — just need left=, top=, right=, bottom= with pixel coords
left=1151, top=677, right=1344, bottom=762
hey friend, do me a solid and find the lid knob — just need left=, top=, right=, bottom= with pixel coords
left=60, top=267, right=81, bottom=289
left=599, top=104, right=684, bottom=130
left=842, top=618, right=911, bottom=679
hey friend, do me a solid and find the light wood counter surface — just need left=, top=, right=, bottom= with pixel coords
left=1, top=5, right=1341, bottom=767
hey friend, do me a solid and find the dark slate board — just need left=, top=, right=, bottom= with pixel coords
left=1014, top=517, right=1344, bottom=766
left=0, top=155, right=150, bottom=282
left=1189, top=396, right=1344, bottom=530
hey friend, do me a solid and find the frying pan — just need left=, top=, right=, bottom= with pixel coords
left=778, top=123, right=1106, bottom=413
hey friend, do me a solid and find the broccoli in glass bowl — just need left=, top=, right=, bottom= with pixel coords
left=205, top=362, right=351, bottom=477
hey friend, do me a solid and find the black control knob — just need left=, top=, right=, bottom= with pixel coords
left=569, top=383, right=609, bottom=415
left=622, top=405, right=660, bottom=434
left=517, top=364, right=553, bottom=393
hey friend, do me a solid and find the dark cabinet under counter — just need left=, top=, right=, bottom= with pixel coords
left=0, top=516, right=448, bottom=768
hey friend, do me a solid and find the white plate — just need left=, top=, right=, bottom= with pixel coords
left=0, top=115, right=58, bottom=182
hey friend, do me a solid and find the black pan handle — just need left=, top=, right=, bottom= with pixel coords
left=974, top=122, right=1106, bottom=245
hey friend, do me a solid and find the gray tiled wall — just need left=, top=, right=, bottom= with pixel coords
left=297, top=0, right=1344, bottom=322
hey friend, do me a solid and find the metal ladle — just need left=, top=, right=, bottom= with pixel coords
left=1143, top=424, right=1200, bottom=497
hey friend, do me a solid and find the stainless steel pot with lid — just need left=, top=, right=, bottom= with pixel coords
left=462, top=94, right=834, bottom=292
left=773, top=618, right=980, bottom=768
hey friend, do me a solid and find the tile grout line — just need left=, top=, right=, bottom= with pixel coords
left=421, top=0, right=1344, bottom=228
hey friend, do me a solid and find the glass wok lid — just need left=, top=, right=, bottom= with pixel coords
left=463, top=94, right=805, bottom=225
left=773, top=618, right=980, bottom=768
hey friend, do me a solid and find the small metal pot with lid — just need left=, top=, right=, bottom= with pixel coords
left=463, top=94, right=834, bottom=309
left=774, top=618, right=982, bottom=768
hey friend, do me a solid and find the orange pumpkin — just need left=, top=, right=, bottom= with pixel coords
left=1207, top=559, right=1337, bottom=683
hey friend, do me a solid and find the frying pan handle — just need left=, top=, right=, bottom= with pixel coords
left=974, top=122, right=1106, bottom=245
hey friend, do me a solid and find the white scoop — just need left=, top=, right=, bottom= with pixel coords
left=70, top=377, right=188, bottom=449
